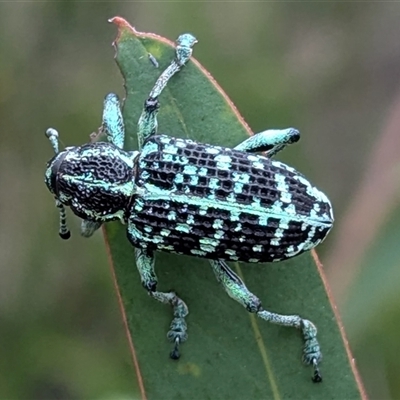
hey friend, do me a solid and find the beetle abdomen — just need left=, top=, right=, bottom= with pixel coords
left=128, top=135, right=333, bottom=262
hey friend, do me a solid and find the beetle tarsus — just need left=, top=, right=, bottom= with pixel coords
left=312, top=358, right=322, bottom=383
left=170, top=337, right=181, bottom=360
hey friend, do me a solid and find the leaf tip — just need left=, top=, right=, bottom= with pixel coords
left=109, top=16, right=133, bottom=30
left=109, top=16, right=142, bottom=43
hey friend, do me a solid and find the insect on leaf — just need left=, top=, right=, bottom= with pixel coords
left=103, top=16, right=366, bottom=400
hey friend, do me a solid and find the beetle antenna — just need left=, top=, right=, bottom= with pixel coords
left=56, top=200, right=71, bottom=240
left=45, top=128, right=60, bottom=154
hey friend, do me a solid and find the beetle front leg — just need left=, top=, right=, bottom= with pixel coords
left=80, top=220, right=102, bottom=237
left=135, top=248, right=189, bottom=359
left=101, top=93, right=125, bottom=149
left=209, top=259, right=322, bottom=383
left=137, top=33, right=198, bottom=149
left=234, top=128, right=300, bottom=157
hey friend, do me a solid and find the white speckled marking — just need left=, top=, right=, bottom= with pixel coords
left=190, top=175, right=199, bottom=186
left=213, top=219, right=224, bottom=229
left=176, top=223, right=190, bottom=233
left=191, top=249, right=207, bottom=256
left=214, top=154, right=232, bottom=170
left=209, top=178, right=220, bottom=189
left=167, top=211, right=176, bottom=221
left=198, top=167, right=208, bottom=176
left=205, top=147, right=220, bottom=155
left=183, top=165, right=197, bottom=175
left=164, top=144, right=178, bottom=154
left=233, top=182, right=244, bottom=194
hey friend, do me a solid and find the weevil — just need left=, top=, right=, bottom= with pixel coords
left=44, top=33, right=333, bottom=382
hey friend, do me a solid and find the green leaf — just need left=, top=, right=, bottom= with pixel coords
left=344, top=204, right=400, bottom=398
left=103, top=17, right=364, bottom=399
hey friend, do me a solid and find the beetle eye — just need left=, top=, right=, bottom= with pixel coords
left=44, top=163, right=57, bottom=196
left=44, top=153, right=71, bottom=239
left=45, top=151, right=68, bottom=197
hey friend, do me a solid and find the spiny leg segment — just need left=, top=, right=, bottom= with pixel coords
left=209, top=259, right=322, bottom=382
left=135, top=249, right=189, bottom=359
left=234, top=127, right=300, bottom=157
left=137, top=33, right=198, bottom=149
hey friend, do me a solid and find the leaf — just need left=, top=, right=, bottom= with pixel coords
left=343, top=203, right=400, bottom=398
left=103, top=17, right=365, bottom=400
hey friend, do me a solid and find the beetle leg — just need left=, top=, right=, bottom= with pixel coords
left=234, top=128, right=300, bottom=157
left=135, top=248, right=189, bottom=359
left=101, top=93, right=125, bottom=149
left=137, top=33, right=198, bottom=150
left=209, top=259, right=322, bottom=383
left=80, top=220, right=102, bottom=237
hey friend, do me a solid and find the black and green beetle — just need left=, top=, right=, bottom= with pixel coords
left=44, top=33, right=333, bottom=382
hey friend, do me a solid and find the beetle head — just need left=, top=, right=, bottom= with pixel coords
left=44, top=128, right=138, bottom=238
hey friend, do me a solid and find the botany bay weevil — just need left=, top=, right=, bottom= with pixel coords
left=44, top=33, right=333, bottom=382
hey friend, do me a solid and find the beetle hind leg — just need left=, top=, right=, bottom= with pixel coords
left=210, top=259, right=322, bottom=382
left=135, top=249, right=189, bottom=359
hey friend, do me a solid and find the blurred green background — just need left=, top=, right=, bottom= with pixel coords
left=1, top=3, right=400, bottom=399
